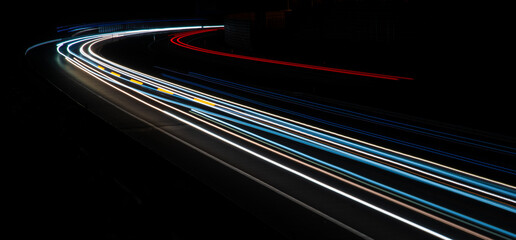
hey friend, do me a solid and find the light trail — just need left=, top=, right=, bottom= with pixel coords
left=179, top=70, right=516, bottom=160
left=156, top=69, right=516, bottom=193
left=169, top=28, right=414, bottom=81
left=62, top=55, right=452, bottom=240
left=30, top=23, right=515, bottom=239
left=135, top=71, right=516, bottom=207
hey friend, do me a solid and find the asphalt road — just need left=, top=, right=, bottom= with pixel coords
left=23, top=25, right=515, bottom=239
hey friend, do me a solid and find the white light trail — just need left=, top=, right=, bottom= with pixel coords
left=49, top=24, right=515, bottom=240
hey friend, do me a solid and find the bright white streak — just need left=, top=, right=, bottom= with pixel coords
left=83, top=30, right=516, bottom=204
left=85, top=31, right=515, bottom=192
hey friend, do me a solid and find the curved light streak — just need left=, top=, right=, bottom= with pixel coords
left=32, top=24, right=515, bottom=240
left=170, top=28, right=414, bottom=81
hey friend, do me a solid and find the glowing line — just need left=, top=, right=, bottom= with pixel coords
left=158, top=71, right=516, bottom=193
left=81, top=30, right=516, bottom=202
left=70, top=58, right=450, bottom=240
left=53, top=26, right=516, bottom=239
left=25, top=38, right=62, bottom=55
left=149, top=73, right=516, bottom=205
left=130, top=79, right=143, bottom=85
left=62, top=33, right=451, bottom=239
left=171, top=28, right=414, bottom=81
left=185, top=70, right=516, bottom=156
left=84, top=33, right=516, bottom=205
left=193, top=98, right=215, bottom=106
left=157, top=73, right=516, bottom=191
left=191, top=108, right=502, bottom=240
left=157, top=87, right=174, bottom=95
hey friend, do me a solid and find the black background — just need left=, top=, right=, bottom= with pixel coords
left=8, top=2, right=287, bottom=239
left=7, top=1, right=514, bottom=239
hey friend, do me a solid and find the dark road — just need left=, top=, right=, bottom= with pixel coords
left=21, top=22, right=516, bottom=239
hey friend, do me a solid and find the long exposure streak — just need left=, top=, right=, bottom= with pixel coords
left=170, top=28, right=414, bottom=81
left=26, top=23, right=515, bottom=239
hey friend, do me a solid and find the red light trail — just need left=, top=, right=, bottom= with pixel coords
left=170, top=28, right=414, bottom=81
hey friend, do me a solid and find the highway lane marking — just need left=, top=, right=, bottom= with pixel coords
left=194, top=98, right=215, bottom=106
left=157, top=88, right=174, bottom=95
left=110, top=71, right=121, bottom=77
left=130, top=79, right=143, bottom=85
left=67, top=55, right=516, bottom=240
left=56, top=27, right=516, bottom=239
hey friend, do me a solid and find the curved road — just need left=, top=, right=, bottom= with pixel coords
left=26, top=24, right=516, bottom=239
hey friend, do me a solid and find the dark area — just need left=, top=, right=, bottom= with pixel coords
left=7, top=0, right=515, bottom=239
left=185, top=30, right=515, bottom=138
left=10, top=42, right=286, bottom=240
left=7, top=2, right=289, bottom=239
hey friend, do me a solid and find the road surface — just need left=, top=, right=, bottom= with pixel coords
left=26, top=23, right=516, bottom=239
